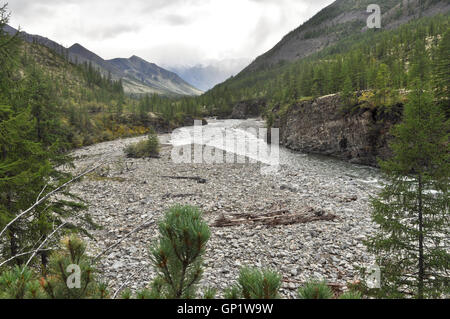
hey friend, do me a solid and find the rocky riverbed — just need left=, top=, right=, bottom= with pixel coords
left=68, top=120, right=382, bottom=298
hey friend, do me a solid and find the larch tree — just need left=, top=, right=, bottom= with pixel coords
left=365, top=68, right=449, bottom=298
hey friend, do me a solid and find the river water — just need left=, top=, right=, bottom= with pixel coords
left=169, top=118, right=382, bottom=186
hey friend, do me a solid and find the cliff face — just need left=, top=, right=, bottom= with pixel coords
left=271, top=94, right=402, bottom=167
left=230, top=99, right=266, bottom=119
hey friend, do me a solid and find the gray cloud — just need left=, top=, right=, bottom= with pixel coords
left=6, top=0, right=335, bottom=66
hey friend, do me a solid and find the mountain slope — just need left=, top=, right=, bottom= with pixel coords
left=199, top=0, right=449, bottom=117
left=68, top=43, right=123, bottom=76
left=5, top=25, right=201, bottom=96
left=243, top=0, right=450, bottom=73
left=108, top=55, right=202, bottom=96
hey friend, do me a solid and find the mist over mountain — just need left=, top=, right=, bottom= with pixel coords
left=166, top=58, right=251, bottom=92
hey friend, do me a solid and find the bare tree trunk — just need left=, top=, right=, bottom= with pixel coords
left=40, top=235, right=49, bottom=273
left=6, top=192, right=19, bottom=265
left=418, top=174, right=424, bottom=299
left=8, top=228, right=18, bottom=264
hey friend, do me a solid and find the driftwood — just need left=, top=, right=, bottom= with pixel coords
left=160, top=176, right=207, bottom=184
left=212, top=208, right=338, bottom=227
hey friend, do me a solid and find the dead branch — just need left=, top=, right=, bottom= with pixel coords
left=0, top=248, right=55, bottom=268
left=93, top=218, right=156, bottom=262
left=22, top=212, right=84, bottom=272
left=0, top=162, right=104, bottom=240
left=112, top=264, right=148, bottom=299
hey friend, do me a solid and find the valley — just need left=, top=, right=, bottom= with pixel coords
left=0, top=0, right=448, bottom=301
left=69, top=119, right=379, bottom=298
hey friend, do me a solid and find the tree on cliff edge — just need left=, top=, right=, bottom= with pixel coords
left=365, top=77, right=449, bottom=298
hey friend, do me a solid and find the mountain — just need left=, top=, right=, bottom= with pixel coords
left=109, top=55, right=203, bottom=96
left=196, top=0, right=449, bottom=164
left=242, top=0, right=450, bottom=73
left=167, top=58, right=251, bottom=92
left=3, top=24, right=69, bottom=56
left=5, top=25, right=202, bottom=96
left=199, top=0, right=449, bottom=115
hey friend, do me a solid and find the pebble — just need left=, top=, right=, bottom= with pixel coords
left=67, top=122, right=381, bottom=299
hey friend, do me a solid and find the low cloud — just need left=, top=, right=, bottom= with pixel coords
left=7, top=0, right=335, bottom=66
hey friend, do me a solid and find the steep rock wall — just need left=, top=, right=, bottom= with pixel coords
left=271, top=94, right=402, bottom=167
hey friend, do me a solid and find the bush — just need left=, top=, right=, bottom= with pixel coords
left=124, top=132, right=160, bottom=158
left=134, top=278, right=165, bottom=299
left=224, top=285, right=242, bottom=299
left=0, top=266, right=44, bottom=299
left=149, top=205, right=211, bottom=299
left=41, top=236, right=109, bottom=299
left=298, top=281, right=334, bottom=299
left=0, top=236, right=107, bottom=299
left=202, top=287, right=217, bottom=299
left=339, top=291, right=362, bottom=299
left=236, top=267, right=282, bottom=299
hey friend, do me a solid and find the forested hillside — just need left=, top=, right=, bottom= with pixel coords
left=0, top=3, right=205, bottom=276
left=243, top=0, right=449, bottom=72
left=1, top=26, right=208, bottom=150
left=5, top=25, right=202, bottom=96
left=200, top=12, right=450, bottom=117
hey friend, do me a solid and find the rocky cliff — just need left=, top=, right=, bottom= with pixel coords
left=270, top=94, right=403, bottom=167
left=230, top=99, right=266, bottom=119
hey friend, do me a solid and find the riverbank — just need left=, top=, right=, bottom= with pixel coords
left=69, top=122, right=381, bottom=298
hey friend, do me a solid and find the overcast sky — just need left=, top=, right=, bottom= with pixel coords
left=8, top=0, right=335, bottom=66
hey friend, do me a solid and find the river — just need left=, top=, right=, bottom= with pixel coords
left=169, top=118, right=382, bottom=185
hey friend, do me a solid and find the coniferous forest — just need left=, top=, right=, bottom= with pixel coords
left=0, top=0, right=448, bottom=304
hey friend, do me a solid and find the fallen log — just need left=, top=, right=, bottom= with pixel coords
left=212, top=208, right=338, bottom=227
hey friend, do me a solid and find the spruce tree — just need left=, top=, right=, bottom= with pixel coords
left=365, top=80, right=449, bottom=298
left=0, top=6, right=93, bottom=269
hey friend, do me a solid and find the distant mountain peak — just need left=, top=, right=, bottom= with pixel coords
left=130, top=55, right=143, bottom=61
left=69, top=43, right=83, bottom=49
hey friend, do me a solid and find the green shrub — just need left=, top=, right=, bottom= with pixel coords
left=149, top=205, right=211, bottom=299
left=298, top=281, right=334, bottom=299
left=0, top=266, right=44, bottom=299
left=120, top=288, right=132, bottom=299
left=134, top=278, right=165, bottom=299
left=339, top=291, right=362, bottom=299
left=124, top=133, right=160, bottom=158
left=202, top=287, right=217, bottom=299
left=224, top=285, right=242, bottom=299
left=237, top=267, right=282, bottom=299
left=41, top=236, right=109, bottom=299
